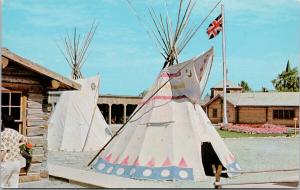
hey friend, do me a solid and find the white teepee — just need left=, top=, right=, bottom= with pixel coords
left=91, top=48, right=241, bottom=181
left=48, top=75, right=112, bottom=152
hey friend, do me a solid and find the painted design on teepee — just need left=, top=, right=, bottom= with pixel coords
left=139, top=95, right=187, bottom=105
left=133, top=157, right=140, bottom=166
left=162, top=157, right=172, bottom=167
left=104, top=153, right=112, bottom=162
left=146, top=157, right=155, bottom=167
left=178, top=158, right=188, bottom=168
left=94, top=156, right=195, bottom=181
left=160, top=71, right=181, bottom=78
left=91, top=46, right=239, bottom=181
left=120, top=156, right=129, bottom=165
left=113, top=155, right=120, bottom=164
left=229, top=153, right=235, bottom=161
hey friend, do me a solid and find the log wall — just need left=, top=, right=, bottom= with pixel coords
left=238, top=107, right=266, bottom=124
left=26, top=93, right=50, bottom=180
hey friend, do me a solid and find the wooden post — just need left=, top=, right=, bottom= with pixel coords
left=108, top=104, right=112, bottom=125
left=123, top=104, right=127, bottom=124
left=213, top=164, right=223, bottom=189
left=21, top=95, right=27, bottom=135
left=294, top=117, right=298, bottom=136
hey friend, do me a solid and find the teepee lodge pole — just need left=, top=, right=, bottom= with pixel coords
left=126, top=0, right=221, bottom=69
left=57, top=23, right=98, bottom=80
left=221, top=4, right=228, bottom=126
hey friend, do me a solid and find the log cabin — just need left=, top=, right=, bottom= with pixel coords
left=204, top=92, right=299, bottom=127
left=1, top=48, right=80, bottom=182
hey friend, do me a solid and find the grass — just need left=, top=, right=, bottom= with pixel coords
left=216, top=128, right=288, bottom=138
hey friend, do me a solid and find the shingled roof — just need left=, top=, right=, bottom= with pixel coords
left=205, top=92, right=299, bottom=107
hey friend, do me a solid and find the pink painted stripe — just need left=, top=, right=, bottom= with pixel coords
left=160, top=71, right=181, bottom=78
left=138, top=95, right=187, bottom=105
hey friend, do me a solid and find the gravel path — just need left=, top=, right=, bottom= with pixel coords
left=42, top=137, right=300, bottom=188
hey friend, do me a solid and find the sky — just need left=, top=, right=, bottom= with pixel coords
left=3, top=0, right=300, bottom=97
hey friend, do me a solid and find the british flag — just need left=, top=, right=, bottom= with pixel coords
left=207, top=14, right=223, bottom=39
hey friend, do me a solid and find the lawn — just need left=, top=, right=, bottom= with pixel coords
left=216, top=128, right=288, bottom=138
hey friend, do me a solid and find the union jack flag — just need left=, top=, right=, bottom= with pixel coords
left=207, top=14, right=223, bottom=39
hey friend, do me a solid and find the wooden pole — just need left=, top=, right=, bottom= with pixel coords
left=221, top=4, right=228, bottom=127
left=294, top=118, right=297, bottom=136
left=214, top=164, right=223, bottom=189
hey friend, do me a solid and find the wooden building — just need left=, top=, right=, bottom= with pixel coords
left=204, top=92, right=299, bottom=127
left=1, top=48, right=80, bottom=182
left=48, top=93, right=142, bottom=125
left=210, top=80, right=242, bottom=99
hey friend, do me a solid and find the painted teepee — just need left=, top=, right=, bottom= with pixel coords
left=90, top=0, right=240, bottom=181
left=48, top=75, right=112, bottom=151
left=91, top=48, right=240, bottom=181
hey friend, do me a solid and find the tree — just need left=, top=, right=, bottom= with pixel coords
left=139, top=90, right=148, bottom=97
left=261, top=86, right=268, bottom=92
left=272, top=60, right=299, bottom=92
left=239, top=80, right=252, bottom=92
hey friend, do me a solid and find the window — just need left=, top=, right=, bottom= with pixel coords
left=212, top=109, right=218, bottom=118
left=273, top=109, right=295, bottom=120
left=1, top=92, right=22, bottom=131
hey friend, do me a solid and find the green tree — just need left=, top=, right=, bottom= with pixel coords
left=139, top=90, right=148, bottom=97
left=261, top=86, right=268, bottom=92
left=239, top=80, right=252, bottom=92
left=272, top=60, right=299, bottom=92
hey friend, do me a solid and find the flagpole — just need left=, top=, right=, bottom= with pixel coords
left=221, top=4, right=228, bottom=126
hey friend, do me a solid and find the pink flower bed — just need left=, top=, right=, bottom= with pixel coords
left=224, top=123, right=288, bottom=134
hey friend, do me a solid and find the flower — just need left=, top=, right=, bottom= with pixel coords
left=223, top=123, right=288, bottom=134
left=20, top=143, right=33, bottom=156
left=25, top=143, right=33, bottom=149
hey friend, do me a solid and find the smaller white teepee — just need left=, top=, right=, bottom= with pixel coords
left=48, top=75, right=112, bottom=152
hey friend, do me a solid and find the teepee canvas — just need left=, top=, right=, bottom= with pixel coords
left=91, top=48, right=240, bottom=181
left=48, top=75, right=112, bottom=151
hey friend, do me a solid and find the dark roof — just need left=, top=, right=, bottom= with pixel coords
left=2, top=48, right=80, bottom=90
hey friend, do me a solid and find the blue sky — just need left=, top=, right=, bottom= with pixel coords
left=3, top=0, right=300, bottom=97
